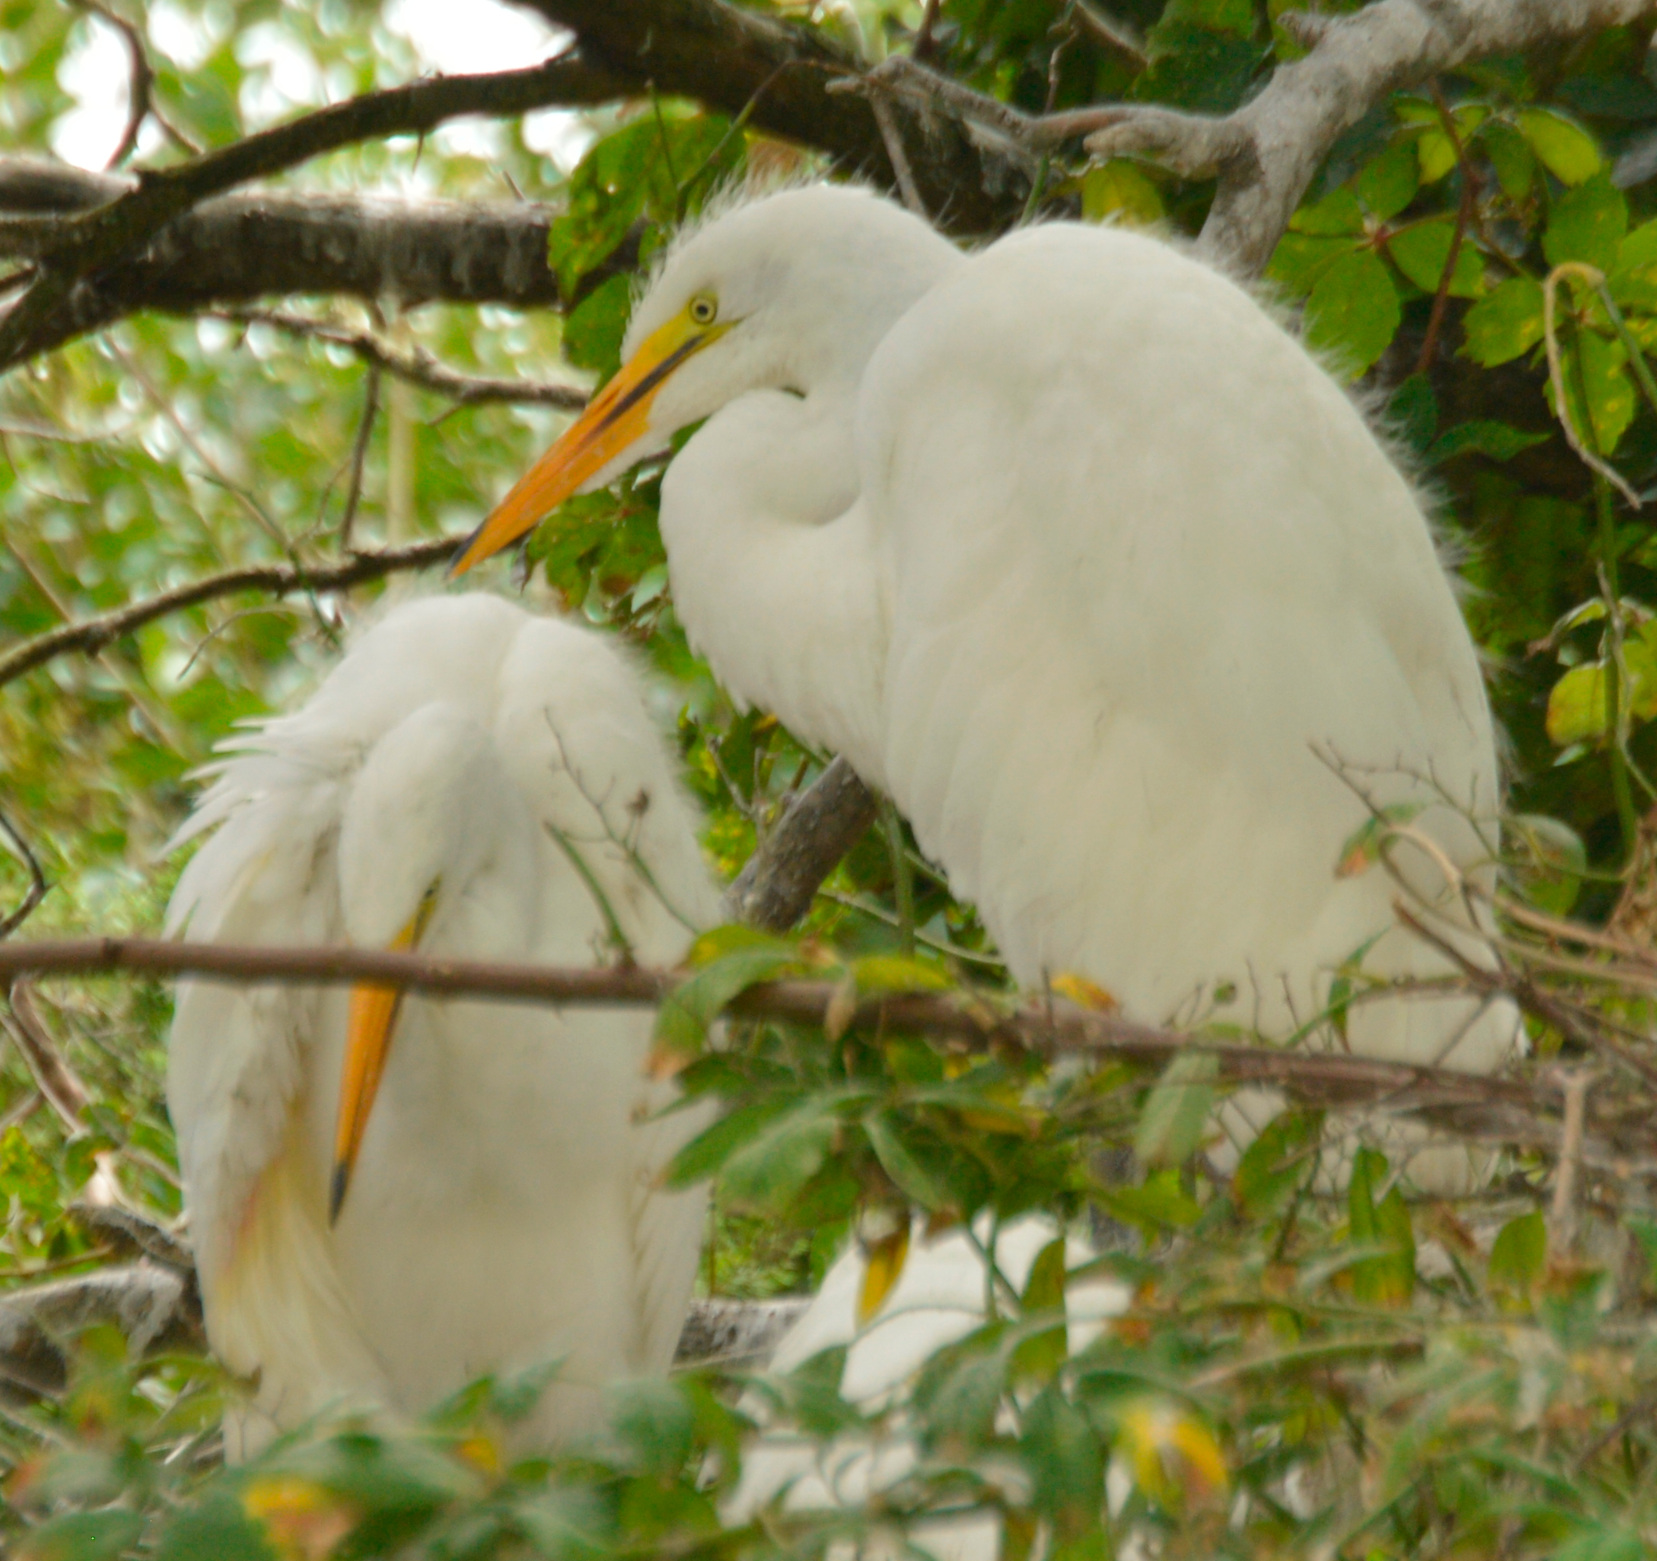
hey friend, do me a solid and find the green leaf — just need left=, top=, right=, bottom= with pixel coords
left=1289, top=186, right=1365, bottom=236
left=1022, top=1385, right=1103, bottom=1521
left=1081, top=161, right=1164, bottom=227
left=1544, top=172, right=1629, bottom=273
left=561, top=273, right=633, bottom=380
left=19, top=1511, right=150, bottom=1561
left=665, top=1096, right=794, bottom=1188
left=653, top=935, right=801, bottom=1060
left=1013, top=1237, right=1069, bottom=1384
left=1304, top=249, right=1401, bottom=377
left=1135, top=1052, right=1217, bottom=1168
left=1507, top=814, right=1588, bottom=915
left=851, top=953, right=952, bottom=994
left=1335, top=802, right=1426, bottom=878
left=1353, top=138, right=1420, bottom=222
left=1265, top=232, right=1358, bottom=300
left=1547, top=661, right=1614, bottom=746
left=1387, top=372, right=1437, bottom=457
left=1426, top=420, right=1550, bottom=465
left=719, top=1096, right=840, bottom=1215
left=1479, top=119, right=1536, bottom=201
left=1232, top=1109, right=1323, bottom=1219
left=863, top=1109, right=956, bottom=1209
left=1461, top=275, right=1545, bottom=366
left=1347, top=1148, right=1414, bottom=1305
left=1518, top=107, right=1603, bottom=185
left=1546, top=329, right=1635, bottom=454
left=1488, top=1209, right=1547, bottom=1304
left=1386, top=219, right=1484, bottom=298
left=1095, top=1175, right=1202, bottom=1232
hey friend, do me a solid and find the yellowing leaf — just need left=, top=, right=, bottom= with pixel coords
left=1117, top=1399, right=1229, bottom=1508
left=1082, top=160, right=1165, bottom=227
left=243, top=1476, right=357, bottom=1561
left=1518, top=107, right=1603, bottom=185
left=1051, top=972, right=1119, bottom=1011
left=1334, top=803, right=1426, bottom=878
left=858, top=1222, right=910, bottom=1323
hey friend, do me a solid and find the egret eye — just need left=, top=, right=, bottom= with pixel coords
left=688, top=295, right=718, bottom=326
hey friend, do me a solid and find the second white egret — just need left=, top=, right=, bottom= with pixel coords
left=167, top=593, right=719, bottom=1455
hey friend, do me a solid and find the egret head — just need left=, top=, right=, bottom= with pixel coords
left=330, top=701, right=535, bottom=1221
left=450, top=183, right=959, bottom=574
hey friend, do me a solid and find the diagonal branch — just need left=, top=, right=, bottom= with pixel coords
left=0, top=537, right=459, bottom=691
left=216, top=308, right=589, bottom=410
left=0, top=51, right=628, bottom=371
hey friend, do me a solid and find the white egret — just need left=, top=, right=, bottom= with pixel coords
left=166, top=593, right=720, bottom=1457
left=731, top=1218, right=1129, bottom=1561
left=456, top=184, right=1512, bottom=1185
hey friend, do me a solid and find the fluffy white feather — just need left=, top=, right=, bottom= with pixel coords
left=166, top=592, right=719, bottom=1455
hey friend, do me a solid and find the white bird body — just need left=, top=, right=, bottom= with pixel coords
left=731, top=1219, right=1127, bottom=1561
left=462, top=185, right=1513, bottom=1183
left=166, top=594, right=718, bottom=1456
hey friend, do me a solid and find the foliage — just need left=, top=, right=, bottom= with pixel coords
left=6, top=1, right=1657, bottom=1558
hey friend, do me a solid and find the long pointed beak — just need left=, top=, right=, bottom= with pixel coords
left=450, top=313, right=728, bottom=577
left=330, top=900, right=434, bottom=1224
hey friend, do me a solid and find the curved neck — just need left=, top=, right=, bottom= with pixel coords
left=660, top=386, right=888, bottom=788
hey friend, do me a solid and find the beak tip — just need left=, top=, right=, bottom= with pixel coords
left=328, top=1163, right=350, bottom=1226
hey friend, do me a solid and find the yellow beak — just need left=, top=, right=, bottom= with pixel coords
left=329, top=898, right=435, bottom=1224
left=450, top=311, right=728, bottom=577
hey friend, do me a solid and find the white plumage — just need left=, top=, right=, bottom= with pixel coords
left=731, top=1219, right=1127, bottom=1561
left=166, top=593, right=719, bottom=1456
left=461, top=184, right=1513, bottom=1184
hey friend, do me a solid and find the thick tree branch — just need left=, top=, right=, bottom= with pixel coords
left=0, top=935, right=1636, bottom=1167
left=0, top=52, right=627, bottom=371
left=510, top=0, right=1029, bottom=230
left=0, top=159, right=643, bottom=363
left=723, top=757, right=879, bottom=931
left=1085, top=0, right=1657, bottom=276
left=0, top=537, right=458, bottom=691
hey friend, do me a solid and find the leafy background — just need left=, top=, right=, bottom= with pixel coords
left=4, top=0, right=1657, bottom=1557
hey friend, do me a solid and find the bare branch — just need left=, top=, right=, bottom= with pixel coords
left=336, top=363, right=380, bottom=550
left=69, top=0, right=153, bottom=169
left=724, top=757, right=879, bottom=931
left=217, top=307, right=589, bottom=411
left=0, top=809, right=48, bottom=940
left=1, top=981, right=89, bottom=1129
left=515, top=0, right=1030, bottom=230
left=0, top=537, right=459, bottom=691
left=0, top=159, right=642, bottom=363
left=0, top=933, right=1632, bottom=1166
left=1084, top=0, right=1657, bottom=276
left=0, top=51, right=628, bottom=370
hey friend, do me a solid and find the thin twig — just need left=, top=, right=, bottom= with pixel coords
left=1, top=981, right=89, bottom=1128
left=1547, top=1067, right=1594, bottom=1256
left=215, top=308, right=588, bottom=410
left=1542, top=262, right=1642, bottom=509
left=0, top=808, right=48, bottom=940
left=0, top=535, right=458, bottom=691
left=1414, top=82, right=1478, bottom=377
left=337, top=362, right=381, bottom=549
left=70, top=0, right=152, bottom=169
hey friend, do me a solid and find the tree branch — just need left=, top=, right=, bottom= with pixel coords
left=0, top=159, right=643, bottom=363
left=510, top=0, right=1030, bottom=230
left=1083, top=0, right=1657, bottom=276
left=0, top=51, right=628, bottom=371
left=217, top=307, right=588, bottom=410
left=0, top=934, right=1636, bottom=1166
left=0, top=537, right=458, bottom=691
left=723, top=757, right=879, bottom=931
